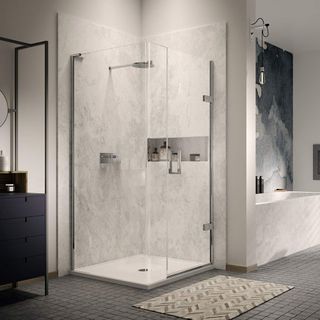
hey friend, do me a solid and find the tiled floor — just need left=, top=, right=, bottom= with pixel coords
left=2, top=246, right=320, bottom=319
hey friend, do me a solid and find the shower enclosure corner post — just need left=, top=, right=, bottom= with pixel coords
left=70, top=53, right=81, bottom=272
left=165, top=45, right=169, bottom=275
left=203, top=60, right=215, bottom=266
left=209, top=60, right=215, bottom=265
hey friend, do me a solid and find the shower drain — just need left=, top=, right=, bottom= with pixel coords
left=138, top=268, right=149, bottom=272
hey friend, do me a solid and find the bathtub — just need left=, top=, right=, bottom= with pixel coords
left=256, top=191, right=320, bottom=266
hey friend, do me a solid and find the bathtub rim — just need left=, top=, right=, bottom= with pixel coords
left=256, top=191, right=320, bottom=205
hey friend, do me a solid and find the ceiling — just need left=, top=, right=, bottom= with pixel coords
left=256, top=0, right=320, bottom=53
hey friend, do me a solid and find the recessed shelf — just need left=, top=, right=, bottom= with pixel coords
left=148, top=136, right=209, bottom=162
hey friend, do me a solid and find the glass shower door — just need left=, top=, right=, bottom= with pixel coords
left=146, top=42, right=169, bottom=281
left=166, top=49, right=213, bottom=276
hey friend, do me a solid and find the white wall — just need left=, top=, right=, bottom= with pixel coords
left=256, top=0, right=320, bottom=54
left=16, top=46, right=46, bottom=193
left=0, top=0, right=142, bottom=273
left=293, top=51, right=320, bottom=192
left=142, top=0, right=257, bottom=268
left=0, top=43, right=14, bottom=171
left=246, top=0, right=257, bottom=268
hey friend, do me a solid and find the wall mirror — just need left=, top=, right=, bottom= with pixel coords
left=0, top=89, right=8, bottom=127
left=16, top=43, right=47, bottom=193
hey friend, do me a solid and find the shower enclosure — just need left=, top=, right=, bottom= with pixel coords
left=70, top=41, right=214, bottom=289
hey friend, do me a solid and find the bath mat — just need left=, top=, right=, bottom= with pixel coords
left=134, top=275, right=293, bottom=320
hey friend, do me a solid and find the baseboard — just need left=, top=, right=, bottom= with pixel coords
left=226, top=264, right=257, bottom=273
left=0, top=271, right=58, bottom=290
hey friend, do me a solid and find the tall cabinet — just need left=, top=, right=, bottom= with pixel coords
left=0, top=193, right=47, bottom=295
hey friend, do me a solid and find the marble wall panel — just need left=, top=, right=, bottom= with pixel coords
left=256, top=42, right=293, bottom=192
left=256, top=193, right=320, bottom=266
left=73, top=45, right=147, bottom=268
left=58, top=16, right=227, bottom=274
left=58, top=13, right=139, bottom=274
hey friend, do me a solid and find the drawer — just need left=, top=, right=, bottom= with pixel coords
left=0, top=196, right=45, bottom=219
left=0, top=255, right=46, bottom=285
left=0, top=236, right=46, bottom=259
left=0, top=216, right=45, bottom=241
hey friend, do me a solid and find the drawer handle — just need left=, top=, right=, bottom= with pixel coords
left=25, top=217, right=28, bottom=222
left=25, top=197, right=28, bottom=202
left=24, top=257, right=27, bottom=263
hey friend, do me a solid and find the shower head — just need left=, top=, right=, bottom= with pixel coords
left=109, top=60, right=154, bottom=71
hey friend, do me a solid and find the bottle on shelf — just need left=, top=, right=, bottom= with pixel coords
left=159, top=140, right=171, bottom=161
left=151, top=148, right=160, bottom=161
left=256, top=176, right=260, bottom=194
left=259, top=176, right=264, bottom=193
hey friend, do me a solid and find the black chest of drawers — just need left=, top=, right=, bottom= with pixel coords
left=0, top=193, right=48, bottom=295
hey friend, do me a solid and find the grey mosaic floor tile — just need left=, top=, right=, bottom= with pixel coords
left=1, top=246, right=320, bottom=319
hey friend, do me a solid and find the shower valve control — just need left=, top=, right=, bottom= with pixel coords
left=100, top=153, right=120, bottom=164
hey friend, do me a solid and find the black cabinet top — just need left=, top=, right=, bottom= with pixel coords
left=0, top=193, right=45, bottom=199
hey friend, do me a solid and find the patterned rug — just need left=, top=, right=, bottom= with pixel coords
left=134, top=275, right=293, bottom=320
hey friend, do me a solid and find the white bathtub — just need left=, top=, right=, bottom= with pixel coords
left=256, top=191, right=320, bottom=266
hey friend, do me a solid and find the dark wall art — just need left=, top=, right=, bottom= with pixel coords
left=256, top=41, right=293, bottom=192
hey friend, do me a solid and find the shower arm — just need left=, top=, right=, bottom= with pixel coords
left=109, top=63, right=133, bottom=71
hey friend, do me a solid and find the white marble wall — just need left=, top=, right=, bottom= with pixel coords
left=58, top=13, right=139, bottom=274
left=58, top=15, right=227, bottom=274
left=73, top=45, right=147, bottom=268
left=256, top=193, right=320, bottom=266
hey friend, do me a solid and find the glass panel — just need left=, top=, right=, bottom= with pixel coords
left=72, top=42, right=169, bottom=286
left=146, top=42, right=169, bottom=277
left=166, top=48, right=212, bottom=276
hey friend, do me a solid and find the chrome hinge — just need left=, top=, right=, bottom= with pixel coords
left=203, top=223, right=213, bottom=231
left=202, top=95, right=214, bottom=103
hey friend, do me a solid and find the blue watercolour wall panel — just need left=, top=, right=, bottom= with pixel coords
left=256, top=41, right=293, bottom=192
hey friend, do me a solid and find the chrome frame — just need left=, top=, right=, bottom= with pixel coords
left=70, top=53, right=83, bottom=271
left=203, top=61, right=215, bottom=263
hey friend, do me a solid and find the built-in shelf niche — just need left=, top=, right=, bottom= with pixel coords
left=0, top=171, right=28, bottom=193
left=148, top=136, right=209, bottom=161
